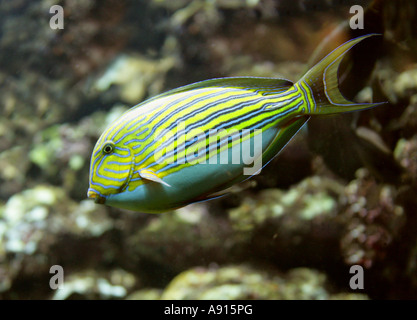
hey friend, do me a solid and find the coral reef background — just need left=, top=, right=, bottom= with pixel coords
left=1, top=0, right=416, bottom=299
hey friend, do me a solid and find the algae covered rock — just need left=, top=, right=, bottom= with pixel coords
left=227, top=176, right=345, bottom=267
left=124, top=204, right=238, bottom=273
left=160, top=265, right=368, bottom=300
left=51, top=269, right=138, bottom=300
left=94, top=54, right=176, bottom=104
left=127, top=288, right=163, bottom=300
left=0, top=185, right=114, bottom=298
left=394, top=135, right=417, bottom=184
left=229, top=176, right=342, bottom=231
left=340, top=169, right=406, bottom=268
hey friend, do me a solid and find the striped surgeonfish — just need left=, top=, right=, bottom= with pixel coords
left=87, top=34, right=386, bottom=213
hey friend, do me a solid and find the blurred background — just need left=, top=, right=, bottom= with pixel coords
left=1, top=0, right=417, bottom=299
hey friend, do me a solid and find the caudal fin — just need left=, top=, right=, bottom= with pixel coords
left=297, top=34, right=387, bottom=115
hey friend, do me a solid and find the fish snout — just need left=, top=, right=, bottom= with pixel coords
left=87, top=189, right=106, bottom=204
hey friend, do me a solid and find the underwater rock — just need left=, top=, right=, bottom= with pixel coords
left=1, top=184, right=112, bottom=245
left=382, top=0, right=417, bottom=54
left=339, top=169, right=405, bottom=268
left=126, top=288, right=163, bottom=300
left=0, top=0, right=131, bottom=126
left=0, top=185, right=114, bottom=298
left=161, top=265, right=368, bottom=300
left=393, top=69, right=417, bottom=100
left=124, top=204, right=238, bottom=273
left=227, top=176, right=345, bottom=268
left=387, top=69, right=417, bottom=138
left=229, top=176, right=342, bottom=231
left=396, top=97, right=417, bottom=138
left=52, top=269, right=137, bottom=300
left=28, top=123, right=93, bottom=200
left=394, top=135, right=417, bottom=184
left=94, top=54, right=175, bottom=104
left=0, top=146, right=30, bottom=200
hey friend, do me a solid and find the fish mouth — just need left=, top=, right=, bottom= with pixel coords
left=87, top=188, right=106, bottom=204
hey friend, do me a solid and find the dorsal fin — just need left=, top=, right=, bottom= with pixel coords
left=132, top=77, right=294, bottom=110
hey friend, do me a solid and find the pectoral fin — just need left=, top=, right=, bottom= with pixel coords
left=139, top=169, right=171, bottom=187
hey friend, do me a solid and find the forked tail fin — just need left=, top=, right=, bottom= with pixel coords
left=297, top=34, right=387, bottom=115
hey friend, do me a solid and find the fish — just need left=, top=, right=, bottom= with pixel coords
left=87, top=34, right=386, bottom=213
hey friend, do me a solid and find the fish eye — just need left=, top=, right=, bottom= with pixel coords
left=102, top=141, right=115, bottom=155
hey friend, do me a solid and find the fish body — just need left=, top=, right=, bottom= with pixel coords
left=88, top=34, right=385, bottom=213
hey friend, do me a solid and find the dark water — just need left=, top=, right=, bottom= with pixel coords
left=0, top=0, right=416, bottom=300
